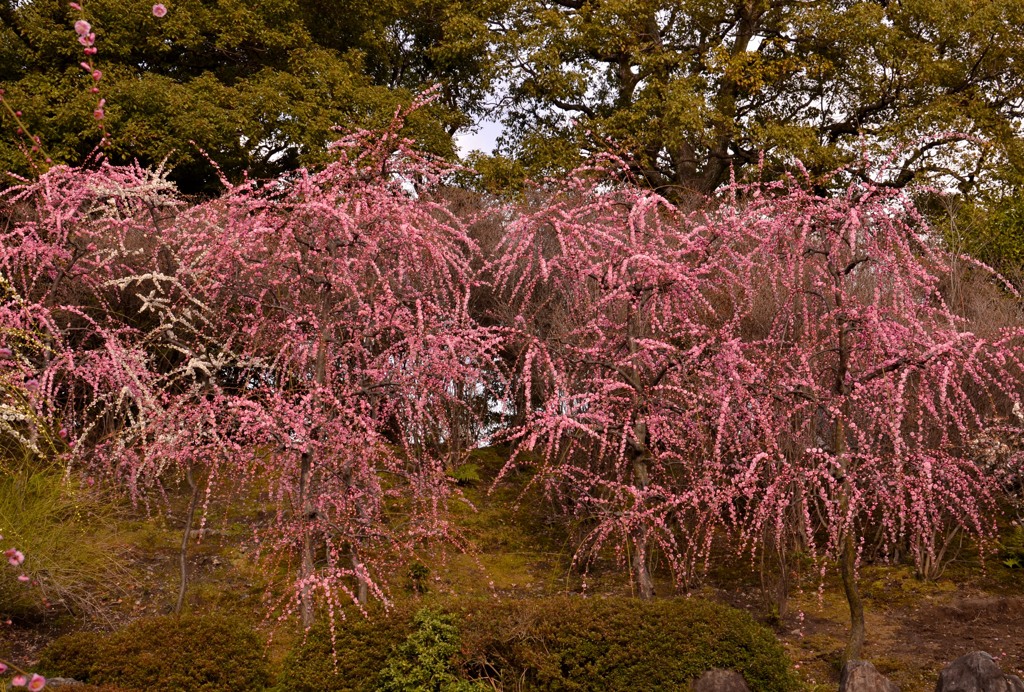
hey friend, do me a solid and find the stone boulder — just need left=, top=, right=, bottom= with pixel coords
left=936, top=652, right=1024, bottom=692
left=39, top=679, right=84, bottom=688
left=840, top=660, right=900, bottom=692
left=690, top=669, right=752, bottom=692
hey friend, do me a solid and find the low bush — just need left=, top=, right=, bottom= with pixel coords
left=276, top=604, right=413, bottom=692
left=455, top=596, right=799, bottom=691
left=39, top=614, right=270, bottom=691
left=376, top=609, right=486, bottom=691
left=281, top=596, right=798, bottom=692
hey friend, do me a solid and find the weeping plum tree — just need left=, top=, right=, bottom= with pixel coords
left=491, top=161, right=761, bottom=597
left=138, top=111, right=503, bottom=626
left=712, top=169, right=1024, bottom=660
left=0, top=161, right=181, bottom=462
left=493, top=160, right=1024, bottom=658
left=0, top=161, right=245, bottom=612
left=1, top=110, right=502, bottom=626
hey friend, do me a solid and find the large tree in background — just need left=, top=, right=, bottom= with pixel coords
left=493, top=0, right=1024, bottom=197
left=6, top=0, right=1024, bottom=202
left=0, top=0, right=500, bottom=192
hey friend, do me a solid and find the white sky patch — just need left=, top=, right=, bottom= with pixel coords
left=456, top=118, right=504, bottom=158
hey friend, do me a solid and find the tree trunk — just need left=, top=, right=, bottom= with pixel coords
left=298, top=451, right=316, bottom=628
left=631, top=449, right=655, bottom=599
left=633, top=537, right=656, bottom=599
left=353, top=552, right=368, bottom=604
left=841, top=532, right=865, bottom=661
left=175, top=465, right=201, bottom=615
left=833, top=274, right=864, bottom=660
left=760, top=539, right=789, bottom=619
left=297, top=314, right=330, bottom=627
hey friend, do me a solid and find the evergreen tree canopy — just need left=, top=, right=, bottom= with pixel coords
left=0, top=0, right=499, bottom=192
left=2, top=0, right=1023, bottom=199
left=493, top=0, right=1024, bottom=197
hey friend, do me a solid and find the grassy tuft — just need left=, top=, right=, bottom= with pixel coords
left=0, top=458, right=131, bottom=621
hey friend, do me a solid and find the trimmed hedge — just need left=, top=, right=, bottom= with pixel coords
left=39, top=614, right=271, bottom=691
left=276, top=604, right=414, bottom=692
left=455, top=596, right=798, bottom=691
left=280, top=596, right=799, bottom=692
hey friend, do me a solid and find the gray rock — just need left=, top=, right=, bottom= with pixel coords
left=936, top=652, right=1024, bottom=692
left=840, top=660, right=900, bottom=692
left=41, top=678, right=85, bottom=688
left=690, top=669, right=751, bottom=692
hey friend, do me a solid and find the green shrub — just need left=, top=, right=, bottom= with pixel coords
left=447, top=462, right=482, bottom=486
left=377, top=609, right=486, bottom=692
left=276, top=604, right=413, bottom=692
left=281, top=596, right=798, bottom=692
left=39, top=614, right=271, bottom=691
left=454, top=596, right=800, bottom=691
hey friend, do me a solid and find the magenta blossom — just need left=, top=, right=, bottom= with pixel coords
left=28, top=673, right=47, bottom=691
left=74, top=19, right=90, bottom=35
left=152, top=3, right=167, bottom=17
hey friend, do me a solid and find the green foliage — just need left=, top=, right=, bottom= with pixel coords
left=407, top=561, right=431, bottom=594
left=981, top=194, right=1024, bottom=275
left=929, top=191, right=1024, bottom=285
left=494, top=0, right=1024, bottom=196
left=447, top=462, right=481, bottom=486
left=999, top=526, right=1024, bottom=569
left=0, top=462, right=127, bottom=620
left=281, top=596, right=799, bottom=692
left=39, top=614, right=271, bottom=691
left=376, top=609, right=486, bottom=692
left=0, top=0, right=501, bottom=191
left=455, top=596, right=799, bottom=691
left=276, top=605, right=413, bottom=692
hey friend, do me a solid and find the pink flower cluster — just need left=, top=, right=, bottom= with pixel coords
left=1, top=539, right=45, bottom=689
left=69, top=4, right=104, bottom=120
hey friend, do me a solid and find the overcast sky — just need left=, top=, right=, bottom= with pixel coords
left=455, top=118, right=504, bottom=158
